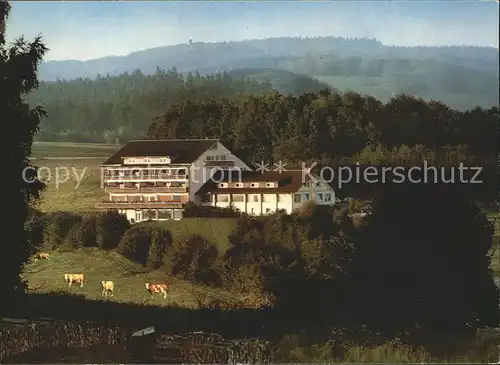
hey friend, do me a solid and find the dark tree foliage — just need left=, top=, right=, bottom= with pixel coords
left=166, top=234, right=219, bottom=284
left=0, top=1, right=48, bottom=312
left=148, top=91, right=497, bottom=201
left=344, top=183, right=500, bottom=337
left=117, top=224, right=171, bottom=270
left=148, top=92, right=497, bottom=166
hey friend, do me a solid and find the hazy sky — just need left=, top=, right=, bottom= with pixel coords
left=5, top=1, right=499, bottom=61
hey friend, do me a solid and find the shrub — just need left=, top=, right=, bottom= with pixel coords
left=117, top=225, right=171, bottom=269
left=147, top=228, right=172, bottom=270
left=95, top=210, right=130, bottom=250
left=64, top=213, right=97, bottom=248
left=34, top=210, right=130, bottom=251
left=40, top=211, right=81, bottom=249
left=166, top=234, right=219, bottom=284
left=117, top=225, right=151, bottom=265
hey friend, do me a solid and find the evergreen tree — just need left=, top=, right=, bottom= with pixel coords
left=0, top=1, right=47, bottom=312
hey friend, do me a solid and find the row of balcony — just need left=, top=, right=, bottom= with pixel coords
left=95, top=200, right=187, bottom=209
left=104, top=185, right=188, bottom=193
left=104, top=174, right=188, bottom=181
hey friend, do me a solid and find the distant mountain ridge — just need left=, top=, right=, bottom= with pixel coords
left=37, top=36, right=499, bottom=110
left=39, top=37, right=499, bottom=81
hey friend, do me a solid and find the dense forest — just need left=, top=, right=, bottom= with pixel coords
left=147, top=89, right=499, bottom=201
left=147, top=89, right=498, bottom=163
left=28, top=69, right=276, bottom=143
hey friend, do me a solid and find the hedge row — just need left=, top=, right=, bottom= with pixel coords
left=31, top=210, right=130, bottom=251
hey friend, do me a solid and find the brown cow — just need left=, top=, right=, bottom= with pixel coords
left=145, top=283, right=168, bottom=299
left=34, top=252, right=50, bottom=262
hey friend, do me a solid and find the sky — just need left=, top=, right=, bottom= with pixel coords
left=5, top=1, right=499, bottom=61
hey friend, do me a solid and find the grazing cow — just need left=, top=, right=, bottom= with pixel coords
left=34, top=252, right=50, bottom=262
left=64, top=273, right=85, bottom=287
left=101, top=281, right=114, bottom=297
left=145, top=283, right=168, bottom=299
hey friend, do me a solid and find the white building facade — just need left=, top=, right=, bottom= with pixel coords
left=196, top=170, right=336, bottom=215
left=96, top=139, right=250, bottom=223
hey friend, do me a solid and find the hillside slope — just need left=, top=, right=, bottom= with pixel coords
left=23, top=248, right=242, bottom=308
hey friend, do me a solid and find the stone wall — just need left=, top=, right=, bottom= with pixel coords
left=0, top=320, right=127, bottom=361
left=1, top=321, right=273, bottom=364
left=131, top=331, right=273, bottom=364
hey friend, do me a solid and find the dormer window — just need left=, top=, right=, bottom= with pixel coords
left=250, top=182, right=259, bottom=188
left=235, top=183, right=243, bottom=188
left=265, top=182, right=275, bottom=188
left=219, top=183, right=228, bottom=188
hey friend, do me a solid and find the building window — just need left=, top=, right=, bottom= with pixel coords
left=252, top=195, right=259, bottom=202
left=158, top=209, right=172, bottom=220
left=316, top=193, right=323, bottom=202
left=128, top=195, right=142, bottom=202
left=144, top=209, right=158, bottom=220
left=215, top=155, right=226, bottom=161
left=172, top=195, right=182, bottom=201
left=294, top=194, right=301, bottom=203
left=218, top=195, right=229, bottom=202
left=219, top=183, right=228, bottom=188
left=206, top=156, right=214, bottom=161
left=265, top=182, right=275, bottom=188
left=232, top=194, right=244, bottom=202
left=324, top=193, right=332, bottom=202
left=135, top=210, right=142, bottom=222
left=200, top=193, right=211, bottom=203
left=301, top=193, right=310, bottom=201
left=250, top=182, right=259, bottom=188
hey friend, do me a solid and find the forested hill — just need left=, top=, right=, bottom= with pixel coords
left=28, top=69, right=279, bottom=143
left=37, top=37, right=499, bottom=110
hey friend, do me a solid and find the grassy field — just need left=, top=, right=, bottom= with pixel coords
left=22, top=248, right=242, bottom=309
left=30, top=142, right=118, bottom=212
left=32, top=141, right=120, bottom=158
left=34, top=158, right=106, bottom=212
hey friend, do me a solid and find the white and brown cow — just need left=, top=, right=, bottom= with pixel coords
left=145, top=283, right=168, bottom=299
left=64, top=273, right=85, bottom=287
left=101, top=281, right=114, bottom=297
